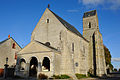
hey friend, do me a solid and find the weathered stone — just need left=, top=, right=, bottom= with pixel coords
left=15, top=8, right=107, bottom=79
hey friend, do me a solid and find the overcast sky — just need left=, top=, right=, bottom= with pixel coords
left=0, top=0, right=120, bottom=69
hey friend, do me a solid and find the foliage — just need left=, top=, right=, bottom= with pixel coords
left=113, top=68, right=117, bottom=72
left=75, top=73, right=87, bottom=79
left=38, top=73, right=48, bottom=79
left=104, top=46, right=113, bottom=70
left=119, top=68, right=120, bottom=72
left=53, top=74, right=70, bottom=79
left=87, top=72, right=96, bottom=77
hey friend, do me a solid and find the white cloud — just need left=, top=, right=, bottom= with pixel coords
left=109, top=0, right=120, bottom=10
left=112, top=58, right=120, bottom=62
left=67, top=10, right=79, bottom=12
left=78, top=0, right=120, bottom=10
left=82, top=0, right=104, bottom=5
left=78, top=0, right=81, bottom=3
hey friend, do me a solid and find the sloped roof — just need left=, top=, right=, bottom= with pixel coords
left=35, top=40, right=58, bottom=51
left=49, top=9, right=88, bottom=42
left=0, top=38, right=9, bottom=45
left=0, top=37, right=22, bottom=48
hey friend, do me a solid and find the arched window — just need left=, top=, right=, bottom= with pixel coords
left=42, top=57, right=50, bottom=71
left=72, top=43, right=74, bottom=52
left=47, top=19, right=49, bottom=23
left=88, top=22, right=91, bottom=28
left=29, top=57, right=38, bottom=76
left=59, top=32, right=62, bottom=40
left=12, top=43, right=16, bottom=49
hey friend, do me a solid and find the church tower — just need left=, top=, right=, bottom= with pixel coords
left=83, top=10, right=106, bottom=76
left=83, top=10, right=99, bottom=41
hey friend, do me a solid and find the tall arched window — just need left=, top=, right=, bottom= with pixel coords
left=72, top=43, right=74, bottom=52
left=42, top=57, right=50, bottom=71
left=88, top=22, right=91, bottom=28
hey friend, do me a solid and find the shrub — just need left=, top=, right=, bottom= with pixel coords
left=38, top=73, right=48, bottom=79
left=87, top=72, right=96, bottom=77
left=53, top=74, right=70, bottom=79
left=75, top=73, right=86, bottom=79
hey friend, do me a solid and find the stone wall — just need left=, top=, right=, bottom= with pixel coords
left=31, top=8, right=66, bottom=49
left=0, top=38, right=21, bottom=69
left=83, top=10, right=106, bottom=76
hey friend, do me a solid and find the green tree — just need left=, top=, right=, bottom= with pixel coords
left=104, top=46, right=113, bottom=70
left=119, top=68, right=120, bottom=72
left=113, top=68, right=117, bottom=72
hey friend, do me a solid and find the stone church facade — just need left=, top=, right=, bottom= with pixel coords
left=15, top=8, right=106, bottom=78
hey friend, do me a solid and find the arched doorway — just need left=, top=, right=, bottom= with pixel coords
left=29, top=57, right=38, bottom=77
left=20, top=59, right=26, bottom=71
left=42, top=57, right=50, bottom=71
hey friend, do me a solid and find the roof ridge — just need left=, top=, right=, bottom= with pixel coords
left=0, top=37, right=22, bottom=48
left=49, top=9, right=88, bottom=42
left=0, top=38, right=10, bottom=45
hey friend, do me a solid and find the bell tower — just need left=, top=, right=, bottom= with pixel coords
left=83, top=10, right=99, bottom=41
left=83, top=10, right=107, bottom=76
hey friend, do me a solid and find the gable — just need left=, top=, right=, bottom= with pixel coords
left=0, top=37, right=21, bottom=49
left=31, top=8, right=66, bottom=38
left=18, top=41, right=57, bottom=55
left=30, top=8, right=67, bottom=48
left=31, top=8, right=88, bottom=42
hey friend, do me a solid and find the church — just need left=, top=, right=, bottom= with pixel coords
left=15, top=8, right=107, bottom=78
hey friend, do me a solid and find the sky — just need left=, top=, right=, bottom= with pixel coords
left=0, top=0, right=120, bottom=69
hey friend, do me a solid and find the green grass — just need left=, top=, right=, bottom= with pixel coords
left=53, top=74, right=70, bottom=79
left=75, top=73, right=87, bottom=79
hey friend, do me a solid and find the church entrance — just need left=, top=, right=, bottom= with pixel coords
left=42, top=57, right=50, bottom=71
left=29, top=57, right=38, bottom=77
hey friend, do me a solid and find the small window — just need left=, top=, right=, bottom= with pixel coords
left=75, top=62, right=78, bottom=67
left=12, top=43, right=16, bottom=49
left=60, top=32, right=61, bottom=40
left=45, top=42, right=50, bottom=46
left=47, top=19, right=49, bottom=23
left=72, top=43, right=74, bottom=52
left=83, top=46, right=85, bottom=53
left=88, top=22, right=91, bottom=28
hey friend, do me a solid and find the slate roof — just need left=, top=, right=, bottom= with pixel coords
left=49, top=9, right=88, bottom=42
left=83, top=10, right=96, bottom=18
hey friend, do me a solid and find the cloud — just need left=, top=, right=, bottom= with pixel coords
left=67, top=9, right=79, bottom=12
left=78, top=0, right=120, bottom=10
left=82, top=0, right=104, bottom=5
left=112, top=58, right=120, bottom=62
left=109, top=0, right=120, bottom=10
left=78, top=0, right=81, bottom=3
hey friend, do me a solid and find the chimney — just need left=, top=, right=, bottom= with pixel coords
left=8, top=35, right=10, bottom=38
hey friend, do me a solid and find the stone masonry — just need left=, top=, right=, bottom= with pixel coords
left=15, top=8, right=107, bottom=79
